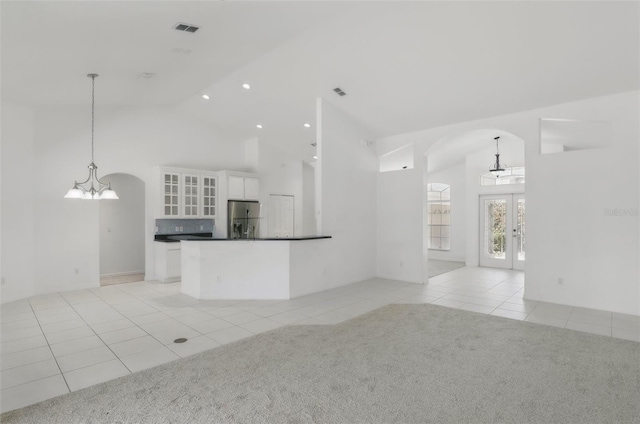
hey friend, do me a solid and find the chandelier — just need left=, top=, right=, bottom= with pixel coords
left=489, top=136, right=507, bottom=177
left=64, top=74, right=118, bottom=200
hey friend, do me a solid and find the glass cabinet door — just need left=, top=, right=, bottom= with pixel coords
left=182, top=174, right=199, bottom=217
left=163, top=173, right=180, bottom=216
left=202, top=176, right=217, bottom=217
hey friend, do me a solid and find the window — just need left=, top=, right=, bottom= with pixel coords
left=427, top=183, right=450, bottom=250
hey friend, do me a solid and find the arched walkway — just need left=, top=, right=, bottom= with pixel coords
left=99, top=173, right=145, bottom=286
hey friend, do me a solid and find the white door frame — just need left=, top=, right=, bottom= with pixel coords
left=512, top=193, right=525, bottom=271
left=268, top=194, right=295, bottom=238
left=479, top=194, right=525, bottom=270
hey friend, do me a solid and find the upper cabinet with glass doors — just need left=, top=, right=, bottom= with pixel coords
left=158, top=167, right=217, bottom=218
left=162, top=172, right=181, bottom=217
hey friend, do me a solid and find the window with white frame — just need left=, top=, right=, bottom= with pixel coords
left=427, top=183, right=450, bottom=250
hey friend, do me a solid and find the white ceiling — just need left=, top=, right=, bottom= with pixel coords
left=2, top=1, right=638, bottom=162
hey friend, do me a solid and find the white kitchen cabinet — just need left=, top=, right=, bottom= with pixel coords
left=162, top=172, right=181, bottom=217
left=157, top=167, right=217, bottom=218
left=201, top=175, right=217, bottom=217
left=227, top=175, right=260, bottom=201
left=228, top=176, right=245, bottom=200
left=182, top=174, right=200, bottom=217
left=244, top=177, right=260, bottom=200
left=155, top=242, right=182, bottom=283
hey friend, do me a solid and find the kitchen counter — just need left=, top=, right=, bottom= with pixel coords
left=156, top=235, right=331, bottom=243
left=154, top=233, right=213, bottom=243
left=180, top=236, right=334, bottom=300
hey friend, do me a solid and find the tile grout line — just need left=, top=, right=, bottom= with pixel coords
left=59, top=293, right=135, bottom=382
left=26, top=296, right=71, bottom=393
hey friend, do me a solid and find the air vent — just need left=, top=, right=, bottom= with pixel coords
left=333, top=87, right=347, bottom=97
left=174, top=23, right=200, bottom=33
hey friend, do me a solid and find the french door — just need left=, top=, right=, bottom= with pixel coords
left=479, top=194, right=525, bottom=270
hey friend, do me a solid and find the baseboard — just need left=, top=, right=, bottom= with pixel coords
left=1, top=288, right=35, bottom=305
left=160, top=276, right=181, bottom=283
left=99, top=270, right=145, bottom=278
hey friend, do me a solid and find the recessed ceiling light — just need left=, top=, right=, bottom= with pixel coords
left=242, top=83, right=251, bottom=90
left=202, top=94, right=210, bottom=100
left=313, top=155, right=318, bottom=160
left=256, top=124, right=263, bottom=129
left=304, top=123, right=311, bottom=128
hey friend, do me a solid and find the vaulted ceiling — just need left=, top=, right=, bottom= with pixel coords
left=2, top=1, right=638, bottom=162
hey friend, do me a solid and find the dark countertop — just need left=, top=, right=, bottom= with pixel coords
left=154, top=233, right=212, bottom=243
left=155, top=234, right=331, bottom=243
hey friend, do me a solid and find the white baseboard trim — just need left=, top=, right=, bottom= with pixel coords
left=100, top=270, right=145, bottom=278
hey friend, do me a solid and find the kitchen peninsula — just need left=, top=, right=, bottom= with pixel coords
left=180, top=236, right=332, bottom=300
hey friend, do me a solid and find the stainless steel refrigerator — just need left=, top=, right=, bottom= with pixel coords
left=228, top=200, right=261, bottom=239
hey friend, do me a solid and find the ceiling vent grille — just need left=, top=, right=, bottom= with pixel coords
left=174, top=23, right=200, bottom=33
left=333, top=87, right=347, bottom=97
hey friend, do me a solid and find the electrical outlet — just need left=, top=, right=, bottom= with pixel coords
left=558, top=278, right=564, bottom=285
left=180, top=226, right=184, bottom=232
left=216, top=275, right=222, bottom=283
left=74, top=268, right=80, bottom=275
left=200, top=225, right=204, bottom=231
left=175, top=226, right=179, bottom=232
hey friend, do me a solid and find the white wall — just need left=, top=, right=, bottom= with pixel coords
left=2, top=105, right=245, bottom=302
left=1, top=103, right=36, bottom=302
left=427, top=163, right=466, bottom=262
left=525, top=93, right=639, bottom=315
left=256, top=141, right=304, bottom=237
left=99, top=173, right=145, bottom=276
left=316, top=98, right=378, bottom=287
left=376, top=168, right=424, bottom=283
left=377, top=91, right=639, bottom=315
left=301, top=162, right=316, bottom=236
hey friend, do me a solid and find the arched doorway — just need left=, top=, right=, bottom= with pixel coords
left=424, top=129, right=526, bottom=273
left=99, top=173, right=145, bottom=286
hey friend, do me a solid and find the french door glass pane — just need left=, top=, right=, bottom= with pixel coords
left=484, top=199, right=506, bottom=259
left=517, top=198, right=525, bottom=261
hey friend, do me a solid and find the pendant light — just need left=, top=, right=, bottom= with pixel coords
left=64, top=74, right=118, bottom=200
left=489, top=136, right=507, bottom=177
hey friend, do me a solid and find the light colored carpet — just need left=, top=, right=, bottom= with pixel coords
left=428, top=259, right=465, bottom=277
left=2, top=304, right=639, bottom=424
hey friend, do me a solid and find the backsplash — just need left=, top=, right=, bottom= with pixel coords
left=155, top=219, right=214, bottom=235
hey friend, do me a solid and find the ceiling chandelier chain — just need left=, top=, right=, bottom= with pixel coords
left=90, top=73, right=96, bottom=165
left=64, top=73, right=119, bottom=200
left=490, top=136, right=507, bottom=177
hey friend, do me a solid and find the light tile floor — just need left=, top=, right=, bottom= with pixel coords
left=1, top=266, right=639, bottom=413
